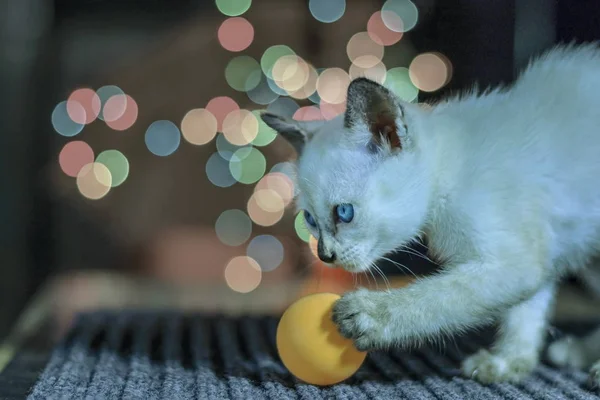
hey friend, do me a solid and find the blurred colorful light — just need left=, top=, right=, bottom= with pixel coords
left=225, top=55, right=261, bottom=92
left=247, top=191, right=285, bottom=226
left=308, top=0, right=346, bottom=23
left=246, top=75, right=279, bottom=105
left=261, top=45, right=295, bottom=79
left=254, top=172, right=295, bottom=207
left=216, top=133, right=253, bottom=161
left=67, top=88, right=100, bottom=125
left=105, top=95, right=138, bottom=131
left=222, top=109, right=258, bottom=146
left=96, top=150, right=129, bottom=187
left=145, top=120, right=181, bottom=157
left=206, top=152, right=237, bottom=188
left=251, top=110, right=277, bottom=147
left=247, top=235, right=284, bottom=272
left=409, top=52, right=453, bottom=92
left=266, top=97, right=299, bottom=118
left=206, top=96, right=239, bottom=131
left=346, top=32, right=384, bottom=69
left=316, top=68, right=350, bottom=104
left=215, top=209, right=252, bottom=246
left=76, top=162, right=112, bottom=200
left=293, top=105, right=324, bottom=121
left=384, top=67, right=419, bottom=102
left=224, top=256, right=262, bottom=294
left=52, top=101, right=84, bottom=137
left=381, top=0, right=419, bottom=33
left=320, top=100, right=346, bottom=120
left=349, top=60, right=387, bottom=84
left=96, top=85, right=125, bottom=121
left=216, top=0, right=252, bottom=17
left=58, top=141, right=94, bottom=177
left=218, top=17, right=254, bottom=52
left=229, top=147, right=266, bottom=184
left=367, top=11, right=403, bottom=46
left=294, top=212, right=311, bottom=242
left=181, top=108, right=218, bottom=145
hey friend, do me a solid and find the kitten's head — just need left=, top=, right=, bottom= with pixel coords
left=261, top=78, right=432, bottom=272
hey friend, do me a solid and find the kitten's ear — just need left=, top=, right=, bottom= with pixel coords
left=344, top=77, right=406, bottom=150
left=260, top=112, right=322, bottom=154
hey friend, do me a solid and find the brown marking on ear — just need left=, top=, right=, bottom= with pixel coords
left=369, top=110, right=401, bottom=149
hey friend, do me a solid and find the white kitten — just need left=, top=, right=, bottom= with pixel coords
left=262, top=43, right=600, bottom=386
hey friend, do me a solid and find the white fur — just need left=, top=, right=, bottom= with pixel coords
left=275, top=43, right=600, bottom=384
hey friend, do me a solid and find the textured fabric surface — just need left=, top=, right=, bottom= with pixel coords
left=28, top=311, right=600, bottom=399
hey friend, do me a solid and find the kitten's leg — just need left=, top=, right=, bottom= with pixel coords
left=332, top=256, right=548, bottom=382
left=547, top=324, right=600, bottom=388
left=461, top=283, right=556, bottom=383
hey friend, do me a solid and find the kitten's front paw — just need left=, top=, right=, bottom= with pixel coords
left=587, top=360, right=600, bottom=390
left=462, top=349, right=537, bottom=384
left=547, top=335, right=587, bottom=369
left=331, top=288, right=392, bottom=351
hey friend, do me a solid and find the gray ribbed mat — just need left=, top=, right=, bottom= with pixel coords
left=28, top=311, right=600, bottom=399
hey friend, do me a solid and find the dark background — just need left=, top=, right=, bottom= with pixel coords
left=1, top=0, right=598, bottom=342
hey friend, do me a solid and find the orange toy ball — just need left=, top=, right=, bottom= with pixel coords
left=276, top=293, right=367, bottom=386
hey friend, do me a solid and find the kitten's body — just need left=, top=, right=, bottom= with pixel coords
left=262, top=44, right=600, bottom=385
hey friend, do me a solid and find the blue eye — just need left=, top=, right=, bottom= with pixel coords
left=335, top=203, right=354, bottom=223
left=304, top=210, right=317, bottom=228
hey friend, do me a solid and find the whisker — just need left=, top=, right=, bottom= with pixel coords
left=379, top=256, right=418, bottom=279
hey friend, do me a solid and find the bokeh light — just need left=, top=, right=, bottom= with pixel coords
left=224, top=256, right=262, bottom=294
left=215, top=209, right=252, bottom=246
left=309, top=235, right=319, bottom=258
left=381, top=0, right=419, bottom=33
left=288, top=64, right=318, bottom=100
left=247, top=235, right=284, bottom=272
left=105, top=95, right=138, bottom=131
left=206, top=152, right=237, bottom=187
left=215, top=210, right=252, bottom=246
left=309, top=0, right=346, bottom=23
left=216, top=0, right=252, bottom=17
left=316, top=68, right=350, bottom=104
left=384, top=67, right=419, bottom=102
left=218, top=17, right=254, bottom=52
left=206, top=96, right=239, bottom=131
left=266, top=97, right=299, bottom=118
left=246, top=75, right=279, bottom=105
left=251, top=110, right=278, bottom=147
left=180, top=108, right=218, bottom=145
left=247, top=190, right=285, bottom=226
left=76, top=162, right=112, bottom=200
left=225, top=56, right=261, bottom=92
left=229, top=147, right=266, bottom=184
left=222, top=109, right=258, bottom=145
left=320, top=100, right=346, bottom=120
left=409, top=52, right=453, bottom=92
left=367, top=11, right=403, bottom=46
left=96, top=150, right=129, bottom=187
left=254, top=172, right=295, bottom=207
left=145, top=120, right=181, bottom=157
left=346, top=32, right=384, bottom=69
left=349, top=61, right=387, bottom=84
left=58, top=141, right=94, bottom=177
left=294, top=212, right=311, bottom=242
left=266, top=76, right=288, bottom=96
left=67, top=88, right=101, bottom=125
left=253, top=188, right=285, bottom=214
left=261, top=45, right=295, bottom=79
left=272, top=55, right=310, bottom=93
left=216, top=133, right=252, bottom=161
left=293, top=105, right=324, bottom=121
left=96, top=85, right=125, bottom=121
left=270, top=161, right=296, bottom=182
left=52, top=101, right=85, bottom=137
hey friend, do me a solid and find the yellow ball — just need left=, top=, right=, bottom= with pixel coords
left=276, top=293, right=367, bottom=386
